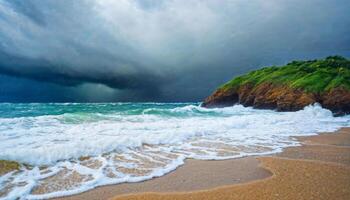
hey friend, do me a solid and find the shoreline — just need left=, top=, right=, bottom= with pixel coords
left=54, top=127, right=350, bottom=200
left=54, top=157, right=270, bottom=200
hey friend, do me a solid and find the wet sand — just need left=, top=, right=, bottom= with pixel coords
left=58, top=127, right=350, bottom=200
left=56, top=157, right=271, bottom=200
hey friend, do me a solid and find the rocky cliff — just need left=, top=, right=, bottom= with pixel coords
left=202, top=56, right=350, bottom=116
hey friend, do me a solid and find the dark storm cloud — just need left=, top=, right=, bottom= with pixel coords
left=0, top=0, right=349, bottom=102
left=0, top=49, right=168, bottom=90
left=2, top=0, right=45, bottom=25
left=0, top=0, right=171, bottom=92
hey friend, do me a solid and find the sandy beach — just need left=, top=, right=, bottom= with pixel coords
left=55, top=127, right=350, bottom=200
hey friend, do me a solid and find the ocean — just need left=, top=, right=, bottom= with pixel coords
left=0, top=103, right=349, bottom=199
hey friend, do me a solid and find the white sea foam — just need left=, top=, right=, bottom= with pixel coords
left=0, top=103, right=349, bottom=200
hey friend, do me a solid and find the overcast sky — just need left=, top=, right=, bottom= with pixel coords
left=0, top=0, right=349, bottom=102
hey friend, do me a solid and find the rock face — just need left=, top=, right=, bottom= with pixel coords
left=202, top=56, right=350, bottom=116
left=322, top=87, right=350, bottom=115
left=202, top=83, right=350, bottom=116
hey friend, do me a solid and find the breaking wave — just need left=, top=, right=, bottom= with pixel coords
left=0, top=103, right=349, bottom=199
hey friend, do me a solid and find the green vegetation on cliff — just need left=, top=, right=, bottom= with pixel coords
left=221, top=56, right=350, bottom=93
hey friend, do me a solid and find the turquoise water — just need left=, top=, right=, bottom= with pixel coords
left=0, top=102, right=201, bottom=118
left=0, top=103, right=349, bottom=199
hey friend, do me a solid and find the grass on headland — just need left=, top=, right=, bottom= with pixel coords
left=221, top=56, right=350, bottom=93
